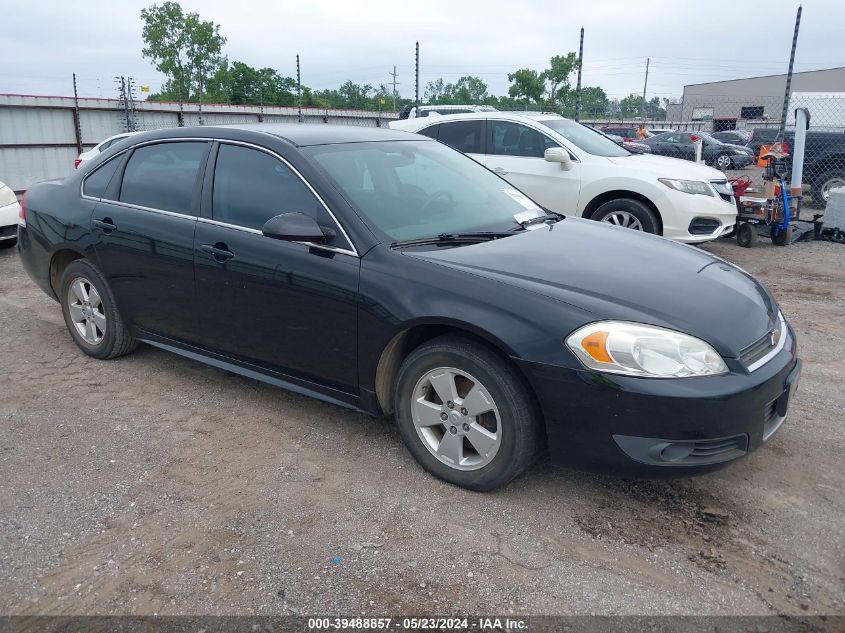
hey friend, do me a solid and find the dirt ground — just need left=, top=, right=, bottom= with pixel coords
left=0, top=236, right=843, bottom=617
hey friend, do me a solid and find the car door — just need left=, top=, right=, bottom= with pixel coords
left=89, top=140, right=210, bottom=342
left=193, top=141, right=360, bottom=393
left=480, top=120, right=581, bottom=214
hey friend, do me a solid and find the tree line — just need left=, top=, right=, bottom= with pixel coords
left=140, top=1, right=670, bottom=119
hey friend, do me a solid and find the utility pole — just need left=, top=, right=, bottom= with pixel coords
left=640, top=57, right=650, bottom=124
left=390, top=65, right=399, bottom=111
left=297, top=53, right=303, bottom=123
left=415, top=42, right=420, bottom=114
left=778, top=5, right=802, bottom=140
left=574, top=27, right=584, bottom=121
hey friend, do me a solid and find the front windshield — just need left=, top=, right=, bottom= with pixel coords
left=540, top=119, right=630, bottom=157
left=307, top=140, right=545, bottom=242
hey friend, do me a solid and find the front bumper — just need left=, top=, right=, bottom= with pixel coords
left=518, top=324, right=799, bottom=477
left=0, top=200, right=20, bottom=241
left=659, top=188, right=737, bottom=244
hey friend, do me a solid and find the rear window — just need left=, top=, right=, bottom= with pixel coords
left=119, top=142, right=208, bottom=214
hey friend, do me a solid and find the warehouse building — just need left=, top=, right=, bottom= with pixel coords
left=672, top=66, right=845, bottom=130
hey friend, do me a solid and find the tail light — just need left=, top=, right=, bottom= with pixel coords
left=18, top=192, right=26, bottom=227
left=74, top=158, right=82, bottom=169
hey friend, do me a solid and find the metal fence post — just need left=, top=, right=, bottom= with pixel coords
left=415, top=41, right=420, bottom=116
left=574, top=28, right=584, bottom=121
left=778, top=5, right=802, bottom=140
left=297, top=54, right=303, bottom=123
left=71, top=73, right=83, bottom=154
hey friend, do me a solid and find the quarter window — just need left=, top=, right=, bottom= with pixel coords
left=437, top=120, right=483, bottom=154
left=418, top=124, right=440, bottom=140
left=491, top=121, right=557, bottom=158
left=82, top=157, right=121, bottom=198
left=119, top=142, right=208, bottom=214
left=212, top=143, right=332, bottom=233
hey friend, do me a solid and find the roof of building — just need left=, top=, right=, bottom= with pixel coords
left=683, top=66, right=845, bottom=89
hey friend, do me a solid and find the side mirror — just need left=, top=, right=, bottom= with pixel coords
left=261, top=212, right=334, bottom=243
left=544, top=147, right=573, bottom=171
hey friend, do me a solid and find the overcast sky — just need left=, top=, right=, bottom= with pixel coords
left=2, top=0, right=843, bottom=102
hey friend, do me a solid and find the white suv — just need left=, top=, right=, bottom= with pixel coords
left=390, top=112, right=737, bottom=243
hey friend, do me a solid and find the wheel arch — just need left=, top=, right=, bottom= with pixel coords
left=581, top=190, right=664, bottom=235
left=48, top=247, right=87, bottom=299
left=373, top=320, right=537, bottom=417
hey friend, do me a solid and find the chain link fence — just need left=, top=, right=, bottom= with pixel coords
left=574, top=93, right=845, bottom=211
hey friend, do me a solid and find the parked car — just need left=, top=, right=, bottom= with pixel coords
left=639, top=131, right=754, bottom=170
left=711, top=130, right=752, bottom=145
left=18, top=124, right=800, bottom=490
left=0, top=181, right=21, bottom=247
left=75, top=132, right=139, bottom=169
left=604, top=133, right=652, bottom=155
left=600, top=125, right=653, bottom=141
left=391, top=112, right=738, bottom=242
left=648, top=128, right=675, bottom=136
left=748, top=127, right=845, bottom=205
left=397, top=104, right=498, bottom=120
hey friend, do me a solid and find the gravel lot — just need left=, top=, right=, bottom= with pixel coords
left=0, top=237, right=843, bottom=617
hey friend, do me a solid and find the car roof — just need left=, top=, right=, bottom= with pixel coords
left=218, top=123, right=422, bottom=146
left=398, top=111, right=565, bottom=127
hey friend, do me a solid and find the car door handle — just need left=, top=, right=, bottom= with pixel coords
left=200, top=243, right=234, bottom=262
left=493, top=166, right=509, bottom=175
left=92, top=218, right=117, bottom=233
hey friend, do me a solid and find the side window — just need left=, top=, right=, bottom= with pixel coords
left=418, top=124, right=440, bottom=140
left=437, top=120, right=483, bottom=154
left=82, top=157, right=121, bottom=199
left=491, top=121, right=557, bottom=158
left=212, top=143, right=332, bottom=233
left=119, top=142, right=207, bottom=214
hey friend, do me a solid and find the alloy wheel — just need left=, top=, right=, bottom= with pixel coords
left=410, top=367, right=501, bottom=471
left=601, top=211, right=643, bottom=231
left=716, top=154, right=732, bottom=169
left=67, top=277, right=106, bottom=345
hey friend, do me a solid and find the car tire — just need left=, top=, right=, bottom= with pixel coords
left=736, top=222, right=754, bottom=248
left=59, top=259, right=138, bottom=360
left=0, top=237, right=17, bottom=249
left=592, top=198, right=659, bottom=234
left=394, top=334, right=543, bottom=491
left=812, top=170, right=845, bottom=207
left=715, top=154, right=733, bottom=170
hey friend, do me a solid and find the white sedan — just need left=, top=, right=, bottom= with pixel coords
left=390, top=112, right=737, bottom=243
left=75, top=132, right=139, bottom=169
left=0, top=181, right=21, bottom=248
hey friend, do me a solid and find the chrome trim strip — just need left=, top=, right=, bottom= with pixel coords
left=747, top=312, right=787, bottom=372
left=195, top=217, right=356, bottom=256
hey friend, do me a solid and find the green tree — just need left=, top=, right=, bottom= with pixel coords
left=141, top=1, right=227, bottom=102
left=448, top=76, right=489, bottom=103
left=507, top=69, right=545, bottom=107
left=424, top=78, right=446, bottom=102
left=578, top=86, right=610, bottom=118
left=541, top=53, right=577, bottom=106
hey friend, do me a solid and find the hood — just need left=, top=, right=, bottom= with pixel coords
left=605, top=153, right=728, bottom=180
left=406, top=218, right=778, bottom=356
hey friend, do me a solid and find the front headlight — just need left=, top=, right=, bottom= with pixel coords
left=658, top=179, right=714, bottom=197
left=565, top=321, right=728, bottom=378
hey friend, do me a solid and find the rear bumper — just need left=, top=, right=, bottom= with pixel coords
left=517, top=324, right=799, bottom=477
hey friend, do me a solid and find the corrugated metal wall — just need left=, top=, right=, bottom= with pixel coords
left=0, top=94, right=398, bottom=192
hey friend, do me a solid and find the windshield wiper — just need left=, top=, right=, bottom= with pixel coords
left=512, top=212, right=565, bottom=230
left=391, top=231, right=512, bottom=249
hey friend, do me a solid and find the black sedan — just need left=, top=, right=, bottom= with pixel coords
left=640, top=131, right=755, bottom=169
left=17, top=125, right=800, bottom=490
